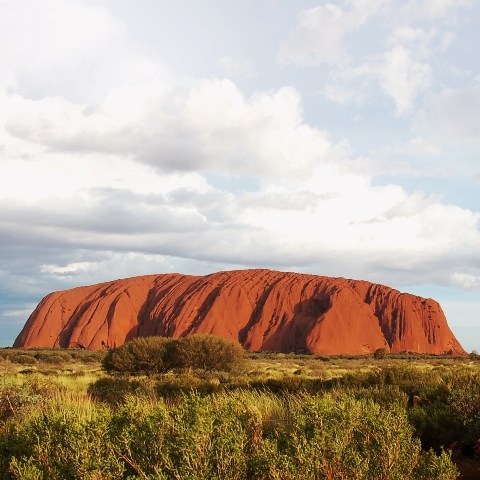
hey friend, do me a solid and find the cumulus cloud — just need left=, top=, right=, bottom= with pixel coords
left=377, top=46, right=431, bottom=115
left=282, top=1, right=470, bottom=116
left=3, top=80, right=338, bottom=179
left=278, top=1, right=385, bottom=66
left=1, top=128, right=478, bottom=290
left=1, top=60, right=479, bottom=290
left=340, top=22, right=434, bottom=115
left=341, top=46, right=431, bottom=115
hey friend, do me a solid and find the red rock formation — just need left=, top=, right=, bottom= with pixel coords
left=14, top=269, right=465, bottom=355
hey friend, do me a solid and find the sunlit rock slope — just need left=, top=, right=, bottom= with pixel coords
left=14, top=269, right=465, bottom=355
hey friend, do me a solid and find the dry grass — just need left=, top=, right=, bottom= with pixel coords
left=1, top=348, right=478, bottom=396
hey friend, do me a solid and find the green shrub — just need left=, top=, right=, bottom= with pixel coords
left=155, top=372, right=220, bottom=398
left=9, top=354, right=37, bottom=365
left=256, top=393, right=457, bottom=480
left=0, top=386, right=458, bottom=480
left=37, top=354, right=67, bottom=364
left=0, top=384, right=43, bottom=423
left=0, top=405, right=124, bottom=479
left=409, top=369, right=480, bottom=452
left=250, top=376, right=325, bottom=394
left=35, top=350, right=72, bottom=363
left=87, top=377, right=156, bottom=405
left=374, top=347, right=389, bottom=359
left=102, top=335, right=244, bottom=375
left=339, top=365, right=440, bottom=397
left=102, top=336, right=172, bottom=374
left=171, top=334, right=245, bottom=372
left=78, top=352, right=104, bottom=363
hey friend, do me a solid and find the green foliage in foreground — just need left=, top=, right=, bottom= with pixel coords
left=88, top=363, right=480, bottom=455
left=103, top=334, right=245, bottom=375
left=0, top=390, right=458, bottom=480
left=1, top=351, right=479, bottom=479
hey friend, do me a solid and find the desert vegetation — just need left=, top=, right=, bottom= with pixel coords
left=0, top=338, right=479, bottom=479
left=102, top=334, right=245, bottom=375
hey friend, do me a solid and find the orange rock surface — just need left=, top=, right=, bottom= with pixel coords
left=14, top=269, right=465, bottom=355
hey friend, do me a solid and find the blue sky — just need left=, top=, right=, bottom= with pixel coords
left=0, top=0, right=479, bottom=351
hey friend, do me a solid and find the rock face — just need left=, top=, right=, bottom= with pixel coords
left=14, top=269, right=465, bottom=355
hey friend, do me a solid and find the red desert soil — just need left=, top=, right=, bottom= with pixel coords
left=14, top=269, right=465, bottom=355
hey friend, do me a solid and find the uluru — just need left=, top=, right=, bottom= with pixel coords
left=14, top=269, right=465, bottom=355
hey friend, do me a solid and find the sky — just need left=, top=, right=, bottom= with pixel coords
left=0, top=0, right=479, bottom=351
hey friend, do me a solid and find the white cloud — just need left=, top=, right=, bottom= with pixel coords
left=278, top=4, right=348, bottom=66
left=1, top=308, right=34, bottom=319
left=41, top=261, right=100, bottom=276
left=344, top=44, right=431, bottom=115
left=403, top=137, right=441, bottom=156
left=279, top=1, right=468, bottom=117
left=1, top=63, right=478, bottom=286
left=399, top=0, right=472, bottom=22
left=0, top=0, right=168, bottom=104
left=2, top=120, right=478, bottom=288
left=0, top=0, right=124, bottom=98
left=413, top=85, right=480, bottom=148
left=389, top=26, right=441, bottom=58
left=378, top=46, right=431, bottom=115
left=3, top=79, right=338, bottom=179
left=452, top=272, right=480, bottom=289
left=278, top=1, right=386, bottom=66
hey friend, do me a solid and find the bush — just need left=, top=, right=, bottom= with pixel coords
left=0, top=382, right=459, bottom=479
left=9, top=354, right=37, bottom=365
left=266, top=393, right=458, bottom=480
left=102, top=336, right=172, bottom=374
left=87, top=377, right=156, bottom=405
left=408, top=369, right=480, bottom=452
left=373, top=347, right=389, bottom=359
left=67, top=349, right=105, bottom=363
left=106, top=391, right=458, bottom=480
left=35, top=350, right=72, bottom=363
left=171, top=334, right=245, bottom=372
left=0, top=403, right=124, bottom=479
left=0, top=384, right=43, bottom=422
left=102, top=335, right=245, bottom=375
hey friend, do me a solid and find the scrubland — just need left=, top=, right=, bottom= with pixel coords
left=0, top=342, right=479, bottom=479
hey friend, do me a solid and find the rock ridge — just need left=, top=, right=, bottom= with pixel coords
left=14, top=269, right=465, bottom=355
